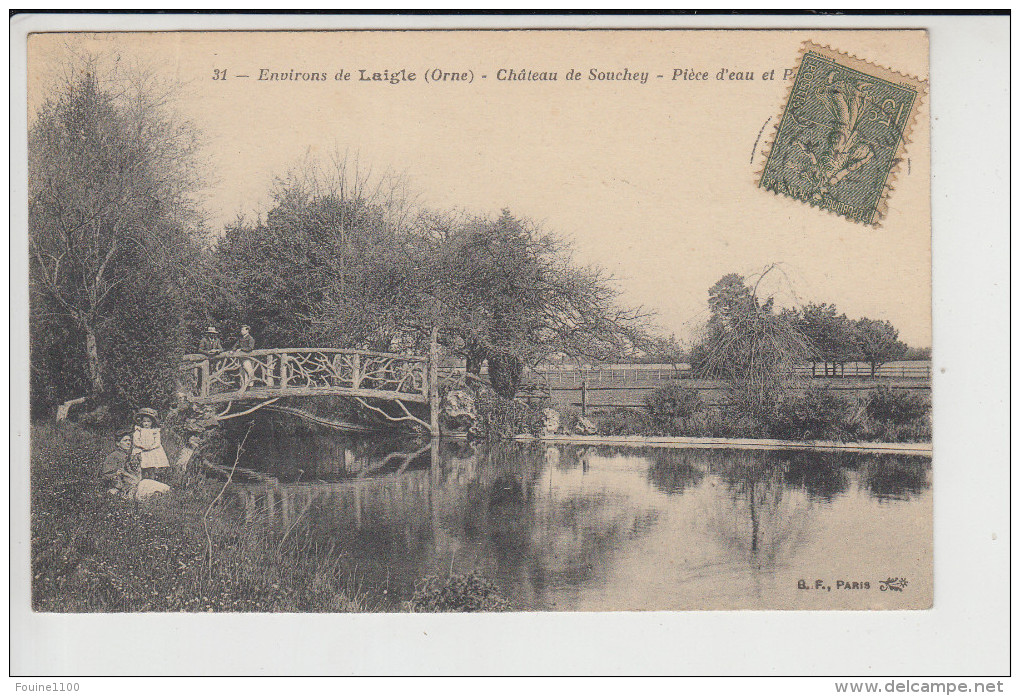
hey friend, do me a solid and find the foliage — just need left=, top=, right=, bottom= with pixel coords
left=99, top=254, right=187, bottom=417
left=769, top=387, right=863, bottom=441
left=29, top=297, right=87, bottom=418
left=473, top=389, right=545, bottom=440
left=902, top=346, right=932, bottom=361
left=853, top=317, right=907, bottom=374
left=785, top=303, right=860, bottom=374
left=431, top=210, right=650, bottom=397
left=211, top=165, right=649, bottom=399
left=865, top=386, right=930, bottom=426
left=593, top=407, right=655, bottom=436
left=638, top=333, right=689, bottom=365
left=784, top=305, right=911, bottom=376
left=211, top=154, right=428, bottom=352
left=407, top=572, right=511, bottom=612
left=28, top=55, right=203, bottom=413
left=31, top=422, right=373, bottom=612
left=644, top=383, right=704, bottom=432
left=692, top=270, right=811, bottom=425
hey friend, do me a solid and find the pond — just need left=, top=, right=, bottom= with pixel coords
left=224, top=430, right=932, bottom=611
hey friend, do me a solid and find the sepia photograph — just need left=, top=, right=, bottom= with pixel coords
left=25, top=27, right=934, bottom=614
left=10, top=12, right=1010, bottom=679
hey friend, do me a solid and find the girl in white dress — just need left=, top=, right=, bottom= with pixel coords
left=133, top=407, right=170, bottom=480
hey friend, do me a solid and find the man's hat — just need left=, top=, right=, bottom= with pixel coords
left=206, top=326, right=219, bottom=334
left=135, top=407, right=160, bottom=425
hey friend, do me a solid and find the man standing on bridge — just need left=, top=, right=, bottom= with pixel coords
left=235, top=324, right=256, bottom=391
left=196, top=327, right=224, bottom=394
left=199, top=326, right=223, bottom=354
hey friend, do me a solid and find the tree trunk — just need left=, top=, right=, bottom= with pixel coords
left=84, top=325, right=104, bottom=395
left=489, top=352, right=523, bottom=398
left=465, top=346, right=486, bottom=376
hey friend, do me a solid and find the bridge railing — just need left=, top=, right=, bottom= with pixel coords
left=180, top=348, right=429, bottom=402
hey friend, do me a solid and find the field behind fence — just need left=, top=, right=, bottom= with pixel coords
left=533, top=361, right=931, bottom=410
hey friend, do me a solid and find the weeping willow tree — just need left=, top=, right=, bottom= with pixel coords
left=692, top=268, right=811, bottom=430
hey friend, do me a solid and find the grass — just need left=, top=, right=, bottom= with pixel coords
left=31, top=421, right=374, bottom=612
left=406, top=572, right=511, bottom=612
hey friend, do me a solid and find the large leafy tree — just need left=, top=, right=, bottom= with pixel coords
left=787, top=302, right=860, bottom=376
left=432, top=210, right=649, bottom=396
left=853, top=317, right=907, bottom=376
left=216, top=189, right=648, bottom=399
left=212, top=157, right=429, bottom=352
left=29, top=57, right=204, bottom=414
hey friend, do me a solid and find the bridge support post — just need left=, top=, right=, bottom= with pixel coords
left=200, top=359, right=210, bottom=399
left=429, top=326, right=440, bottom=437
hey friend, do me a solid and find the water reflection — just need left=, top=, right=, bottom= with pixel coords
left=783, top=452, right=850, bottom=502
left=861, top=455, right=930, bottom=501
left=226, top=433, right=932, bottom=610
left=646, top=449, right=706, bottom=495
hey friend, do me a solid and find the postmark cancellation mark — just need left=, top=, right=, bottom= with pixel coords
left=758, top=42, right=927, bottom=227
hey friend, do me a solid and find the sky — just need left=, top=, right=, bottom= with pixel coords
left=27, top=29, right=932, bottom=346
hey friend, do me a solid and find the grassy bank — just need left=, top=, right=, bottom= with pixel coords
left=31, top=421, right=374, bottom=612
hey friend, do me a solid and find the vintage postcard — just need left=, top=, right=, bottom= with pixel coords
left=24, top=28, right=932, bottom=618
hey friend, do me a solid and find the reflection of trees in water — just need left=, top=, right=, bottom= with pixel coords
left=219, top=437, right=443, bottom=606
left=644, top=449, right=707, bottom=496
left=859, top=455, right=930, bottom=501
left=430, top=441, right=662, bottom=605
left=693, top=450, right=815, bottom=574
left=782, top=452, right=849, bottom=502
left=431, top=441, right=542, bottom=574
left=233, top=425, right=431, bottom=481
left=224, top=436, right=915, bottom=607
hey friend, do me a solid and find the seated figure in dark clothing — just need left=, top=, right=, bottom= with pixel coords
left=98, top=429, right=138, bottom=496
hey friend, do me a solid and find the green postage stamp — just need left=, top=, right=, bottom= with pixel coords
left=758, top=43, right=927, bottom=226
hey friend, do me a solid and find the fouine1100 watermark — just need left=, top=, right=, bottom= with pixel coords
left=14, top=684, right=80, bottom=692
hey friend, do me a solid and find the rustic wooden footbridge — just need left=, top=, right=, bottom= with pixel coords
left=180, top=344, right=442, bottom=434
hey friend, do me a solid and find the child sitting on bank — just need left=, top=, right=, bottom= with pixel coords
left=132, top=408, right=170, bottom=482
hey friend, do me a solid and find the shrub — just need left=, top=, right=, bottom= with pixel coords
left=769, top=387, right=862, bottom=441
left=557, top=405, right=582, bottom=434
left=857, top=387, right=931, bottom=442
left=473, top=389, right=544, bottom=440
left=644, top=383, right=704, bottom=434
left=719, top=391, right=771, bottom=438
left=860, top=416, right=932, bottom=443
left=594, top=407, right=653, bottom=436
left=682, top=408, right=753, bottom=438
left=407, top=572, right=511, bottom=612
left=865, top=386, right=930, bottom=426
